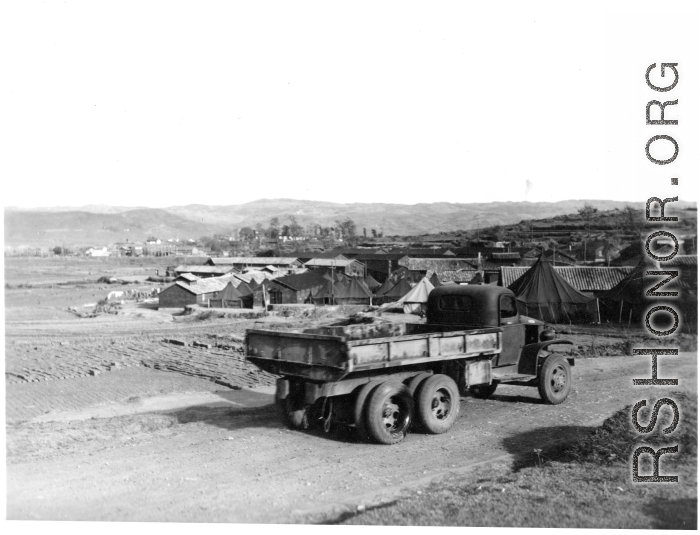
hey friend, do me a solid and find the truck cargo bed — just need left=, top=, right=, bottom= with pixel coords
left=246, top=323, right=502, bottom=382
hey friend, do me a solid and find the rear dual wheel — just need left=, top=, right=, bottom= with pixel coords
left=275, top=380, right=309, bottom=430
left=365, top=381, right=414, bottom=445
left=415, top=374, right=460, bottom=434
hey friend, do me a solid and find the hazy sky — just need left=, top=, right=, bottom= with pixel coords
left=3, top=1, right=698, bottom=208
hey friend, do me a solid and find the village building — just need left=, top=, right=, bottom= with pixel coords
left=303, top=258, right=365, bottom=277
left=499, top=265, right=635, bottom=297
left=393, top=257, right=477, bottom=284
left=207, top=256, right=302, bottom=270
left=265, top=271, right=328, bottom=304
left=158, top=275, right=234, bottom=309
left=173, top=265, right=238, bottom=278
left=522, top=249, right=578, bottom=266
left=84, top=247, right=111, bottom=257
left=175, top=273, right=200, bottom=284
left=351, top=253, right=410, bottom=283
left=295, top=252, right=349, bottom=263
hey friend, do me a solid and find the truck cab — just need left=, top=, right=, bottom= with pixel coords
left=427, top=285, right=555, bottom=368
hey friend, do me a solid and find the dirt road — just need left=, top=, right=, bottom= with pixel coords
left=7, top=352, right=696, bottom=524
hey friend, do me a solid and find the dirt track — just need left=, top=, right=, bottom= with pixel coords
left=7, top=352, right=696, bottom=523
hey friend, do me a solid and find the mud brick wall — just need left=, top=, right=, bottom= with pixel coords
left=158, top=284, right=199, bottom=308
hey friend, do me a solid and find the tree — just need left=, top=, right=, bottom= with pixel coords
left=578, top=202, right=598, bottom=261
left=239, top=227, right=256, bottom=241
left=621, top=205, right=644, bottom=240
left=335, top=217, right=357, bottom=246
left=288, top=216, right=303, bottom=239
left=52, top=246, right=63, bottom=255
left=371, top=228, right=377, bottom=238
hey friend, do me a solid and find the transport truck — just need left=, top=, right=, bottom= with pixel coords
left=245, top=284, right=574, bottom=445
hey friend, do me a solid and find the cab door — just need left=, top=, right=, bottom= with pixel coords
left=496, top=294, right=524, bottom=367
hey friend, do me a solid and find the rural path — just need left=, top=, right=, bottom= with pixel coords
left=7, top=353, right=696, bottom=524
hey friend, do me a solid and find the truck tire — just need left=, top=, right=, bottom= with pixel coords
left=275, top=381, right=308, bottom=430
left=415, top=374, right=460, bottom=434
left=353, top=380, right=384, bottom=442
left=406, top=372, right=432, bottom=397
left=537, top=354, right=571, bottom=405
left=365, top=381, right=414, bottom=445
left=469, top=382, right=498, bottom=399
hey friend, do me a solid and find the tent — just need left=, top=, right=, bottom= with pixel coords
left=334, top=277, right=373, bottom=305
left=428, top=271, right=442, bottom=288
left=364, top=274, right=381, bottom=291
left=468, top=272, right=484, bottom=285
left=235, top=281, right=255, bottom=308
left=598, top=256, right=696, bottom=328
left=312, top=279, right=346, bottom=305
left=397, top=277, right=435, bottom=315
left=378, top=278, right=413, bottom=305
left=374, top=277, right=395, bottom=297
left=508, top=256, right=598, bottom=323
left=210, top=281, right=244, bottom=308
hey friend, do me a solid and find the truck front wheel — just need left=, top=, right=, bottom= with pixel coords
left=416, top=374, right=460, bottom=434
left=365, top=381, right=414, bottom=445
left=538, top=355, right=571, bottom=405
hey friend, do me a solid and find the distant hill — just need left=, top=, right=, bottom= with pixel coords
left=5, top=198, right=696, bottom=247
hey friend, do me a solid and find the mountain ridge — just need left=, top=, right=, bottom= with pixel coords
left=5, top=198, right=696, bottom=248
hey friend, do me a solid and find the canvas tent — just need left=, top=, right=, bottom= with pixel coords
left=507, top=256, right=598, bottom=323
left=374, top=277, right=395, bottom=298
left=378, top=278, right=413, bottom=305
left=468, top=272, right=484, bottom=285
left=364, top=274, right=381, bottom=291
left=598, top=256, right=696, bottom=328
left=312, top=279, right=346, bottom=305
left=428, top=271, right=441, bottom=288
left=334, top=277, right=373, bottom=305
left=397, top=277, right=435, bottom=315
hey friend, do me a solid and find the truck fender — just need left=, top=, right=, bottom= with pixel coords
left=518, top=340, right=574, bottom=376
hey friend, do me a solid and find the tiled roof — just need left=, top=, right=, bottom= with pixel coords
left=398, top=258, right=477, bottom=271
left=296, top=252, right=349, bottom=260
left=490, top=252, right=521, bottom=260
left=174, top=265, right=235, bottom=275
left=208, top=257, right=299, bottom=265
left=663, top=255, right=697, bottom=267
left=168, top=274, right=236, bottom=295
left=272, top=271, right=328, bottom=291
left=434, top=269, right=478, bottom=283
left=352, top=253, right=409, bottom=262
left=500, top=266, right=635, bottom=291
left=233, top=271, right=275, bottom=285
left=304, top=258, right=358, bottom=267
left=176, top=273, right=200, bottom=281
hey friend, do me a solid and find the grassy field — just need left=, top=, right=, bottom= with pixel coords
left=340, top=392, right=698, bottom=528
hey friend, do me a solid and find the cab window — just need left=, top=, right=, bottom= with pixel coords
left=500, top=295, right=518, bottom=319
left=439, top=294, right=472, bottom=312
